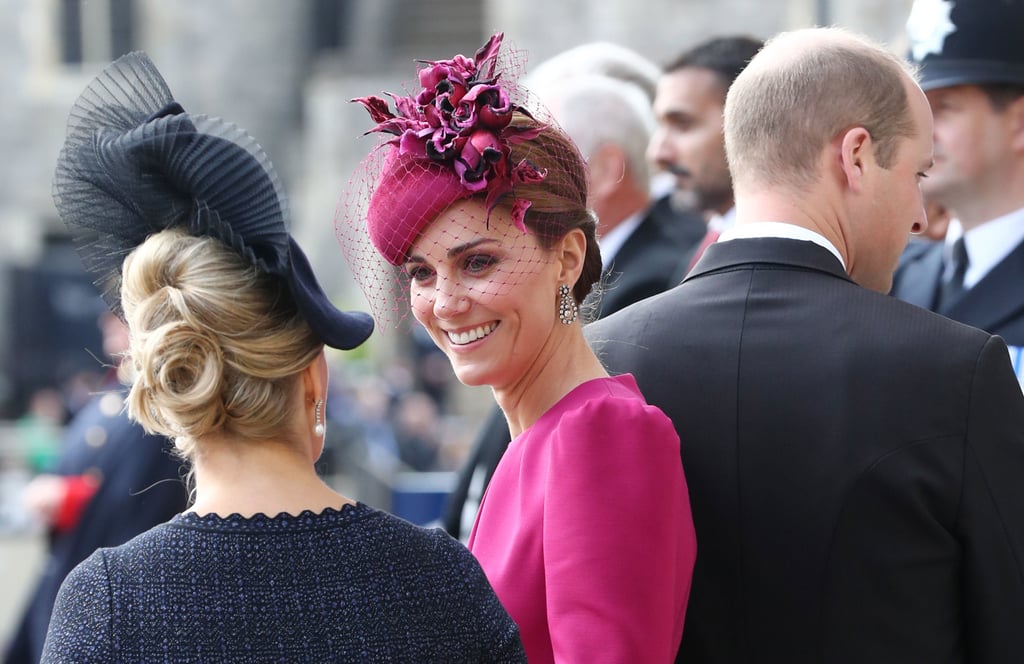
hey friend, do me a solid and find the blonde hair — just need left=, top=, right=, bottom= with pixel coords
left=120, top=228, right=322, bottom=459
left=724, top=27, right=918, bottom=191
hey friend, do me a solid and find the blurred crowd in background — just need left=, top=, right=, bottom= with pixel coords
left=0, top=315, right=469, bottom=530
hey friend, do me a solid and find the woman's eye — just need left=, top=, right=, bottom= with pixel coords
left=404, top=264, right=434, bottom=282
left=465, top=254, right=497, bottom=273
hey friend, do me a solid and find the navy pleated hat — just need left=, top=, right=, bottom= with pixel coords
left=906, top=0, right=1024, bottom=91
left=53, top=51, right=373, bottom=350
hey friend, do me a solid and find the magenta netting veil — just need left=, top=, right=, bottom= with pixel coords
left=336, top=32, right=592, bottom=332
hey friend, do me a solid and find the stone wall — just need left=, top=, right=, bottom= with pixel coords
left=489, top=0, right=914, bottom=67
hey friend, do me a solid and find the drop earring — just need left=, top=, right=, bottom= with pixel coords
left=314, top=399, right=325, bottom=437
left=558, top=283, right=579, bottom=325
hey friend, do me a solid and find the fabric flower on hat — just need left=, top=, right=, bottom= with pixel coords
left=352, top=32, right=546, bottom=234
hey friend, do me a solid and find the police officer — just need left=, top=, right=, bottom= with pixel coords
left=892, top=0, right=1024, bottom=385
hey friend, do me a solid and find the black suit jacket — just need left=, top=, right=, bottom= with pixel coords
left=589, top=195, right=704, bottom=319
left=892, top=236, right=1024, bottom=348
left=588, top=238, right=1024, bottom=663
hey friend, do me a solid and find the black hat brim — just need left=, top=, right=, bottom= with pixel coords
left=287, top=238, right=374, bottom=350
left=918, top=58, right=1024, bottom=91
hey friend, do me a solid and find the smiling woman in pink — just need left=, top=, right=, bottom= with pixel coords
left=338, top=33, right=696, bottom=663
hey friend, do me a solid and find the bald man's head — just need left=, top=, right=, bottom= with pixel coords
left=724, top=27, right=920, bottom=192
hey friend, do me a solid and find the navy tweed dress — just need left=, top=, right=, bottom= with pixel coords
left=41, top=502, right=524, bottom=662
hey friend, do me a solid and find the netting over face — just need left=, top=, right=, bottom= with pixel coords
left=407, top=199, right=552, bottom=312
left=404, top=198, right=564, bottom=386
left=337, top=33, right=599, bottom=333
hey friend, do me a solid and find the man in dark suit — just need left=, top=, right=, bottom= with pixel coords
left=892, top=0, right=1024, bottom=386
left=443, top=45, right=703, bottom=538
left=589, top=26, right=1024, bottom=663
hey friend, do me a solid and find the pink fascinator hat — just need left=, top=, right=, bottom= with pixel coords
left=365, top=151, right=468, bottom=266
left=353, top=33, right=546, bottom=266
left=337, top=32, right=576, bottom=330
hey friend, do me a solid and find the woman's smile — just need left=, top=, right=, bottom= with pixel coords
left=446, top=321, right=499, bottom=346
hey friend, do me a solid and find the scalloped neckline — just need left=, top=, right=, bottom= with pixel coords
left=173, top=501, right=367, bottom=528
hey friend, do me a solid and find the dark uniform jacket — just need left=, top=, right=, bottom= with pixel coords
left=892, top=236, right=1024, bottom=386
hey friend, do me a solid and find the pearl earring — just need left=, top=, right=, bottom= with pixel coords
left=314, top=399, right=325, bottom=437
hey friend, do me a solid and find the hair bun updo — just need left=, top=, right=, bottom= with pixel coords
left=120, top=228, right=323, bottom=457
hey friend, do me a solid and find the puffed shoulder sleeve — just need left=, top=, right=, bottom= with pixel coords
left=959, top=335, right=1024, bottom=661
left=41, top=549, right=114, bottom=663
left=543, top=389, right=696, bottom=663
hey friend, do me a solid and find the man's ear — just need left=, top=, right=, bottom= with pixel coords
left=556, top=227, right=588, bottom=285
left=1006, top=95, right=1024, bottom=152
left=838, top=126, right=873, bottom=194
left=587, top=144, right=627, bottom=199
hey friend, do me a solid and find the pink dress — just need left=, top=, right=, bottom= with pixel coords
left=468, top=374, right=696, bottom=663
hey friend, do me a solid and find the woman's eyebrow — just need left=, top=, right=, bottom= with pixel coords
left=407, top=237, right=501, bottom=263
left=446, top=237, right=499, bottom=259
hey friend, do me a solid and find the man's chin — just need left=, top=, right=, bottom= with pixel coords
left=669, top=187, right=699, bottom=211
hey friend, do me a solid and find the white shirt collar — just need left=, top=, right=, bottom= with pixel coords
left=717, top=221, right=847, bottom=270
left=708, top=206, right=737, bottom=233
left=597, top=211, right=644, bottom=268
left=945, top=208, right=1024, bottom=288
